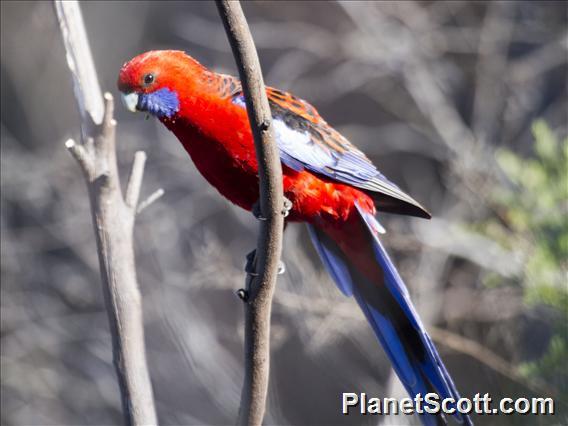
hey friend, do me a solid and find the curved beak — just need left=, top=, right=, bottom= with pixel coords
left=121, top=92, right=139, bottom=113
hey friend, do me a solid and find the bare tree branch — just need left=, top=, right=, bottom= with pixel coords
left=54, top=1, right=158, bottom=425
left=65, top=138, right=94, bottom=178
left=509, top=30, right=568, bottom=84
left=471, top=1, right=515, bottom=144
left=412, top=218, right=523, bottom=278
left=54, top=0, right=103, bottom=135
left=137, top=188, right=165, bottom=215
left=272, top=286, right=557, bottom=399
left=126, top=151, right=147, bottom=209
left=429, top=327, right=557, bottom=398
left=215, top=1, right=285, bottom=425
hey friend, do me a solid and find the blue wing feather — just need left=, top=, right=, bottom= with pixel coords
left=232, top=92, right=430, bottom=217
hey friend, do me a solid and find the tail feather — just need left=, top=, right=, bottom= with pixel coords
left=307, top=203, right=473, bottom=426
left=308, top=224, right=353, bottom=297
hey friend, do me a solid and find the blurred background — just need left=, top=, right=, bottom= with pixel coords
left=1, top=1, right=567, bottom=425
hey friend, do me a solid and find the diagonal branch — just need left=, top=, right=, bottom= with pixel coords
left=429, top=326, right=558, bottom=399
left=215, top=1, right=285, bottom=425
left=65, top=138, right=94, bottom=178
left=137, top=188, right=165, bottom=215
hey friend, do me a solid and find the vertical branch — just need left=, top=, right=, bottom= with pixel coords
left=54, top=0, right=104, bottom=134
left=54, top=1, right=158, bottom=425
left=215, top=1, right=285, bottom=425
left=471, top=1, right=514, bottom=144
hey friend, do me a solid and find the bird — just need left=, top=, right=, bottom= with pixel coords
left=118, top=50, right=472, bottom=426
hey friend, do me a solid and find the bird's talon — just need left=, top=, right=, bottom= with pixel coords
left=251, top=201, right=267, bottom=221
left=236, top=289, right=249, bottom=302
left=278, top=261, right=286, bottom=275
left=245, top=249, right=258, bottom=276
left=246, top=249, right=256, bottom=263
left=282, top=197, right=293, bottom=218
left=253, top=198, right=292, bottom=219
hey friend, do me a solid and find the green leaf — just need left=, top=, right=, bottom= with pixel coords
left=477, top=120, right=568, bottom=398
left=532, top=120, right=557, bottom=162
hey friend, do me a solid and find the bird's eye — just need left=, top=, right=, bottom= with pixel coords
left=143, top=73, right=155, bottom=85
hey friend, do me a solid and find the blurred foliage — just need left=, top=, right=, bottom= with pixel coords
left=477, top=121, right=567, bottom=397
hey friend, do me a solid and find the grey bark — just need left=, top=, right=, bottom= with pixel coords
left=215, top=1, right=285, bottom=425
left=54, top=1, right=159, bottom=425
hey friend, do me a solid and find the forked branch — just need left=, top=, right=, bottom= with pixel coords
left=54, top=1, right=159, bottom=424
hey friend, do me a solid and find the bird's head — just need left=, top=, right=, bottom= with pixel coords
left=117, top=50, right=209, bottom=120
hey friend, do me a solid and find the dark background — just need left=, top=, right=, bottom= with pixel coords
left=1, top=1, right=567, bottom=425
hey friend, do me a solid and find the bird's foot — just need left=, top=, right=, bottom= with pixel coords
left=282, top=197, right=293, bottom=218
left=277, top=260, right=286, bottom=275
left=244, top=249, right=285, bottom=275
left=251, top=196, right=293, bottom=220
left=244, top=249, right=258, bottom=276
left=237, top=249, right=258, bottom=303
left=251, top=202, right=266, bottom=221
left=239, top=248, right=285, bottom=301
left=236, top=288, right=249, bottom=302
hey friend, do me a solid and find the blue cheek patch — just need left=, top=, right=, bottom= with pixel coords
left=138, top=88, right=180, bottom=119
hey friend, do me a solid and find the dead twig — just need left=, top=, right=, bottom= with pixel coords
left=54, top=1, right=158, bottom=424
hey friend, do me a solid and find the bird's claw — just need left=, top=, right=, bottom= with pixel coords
left=236, top=288, right=249, bottom=302
left=251, top=197, right=293, bottom=220
left=278, top=261, right=286, bottom=275
left=282, top=197, right=292, bottom=218
left=245, top=249, right=258, bottom=276
left=251, top=201, right=267, bottom=221
left=245, top=249, right=285, bottom=276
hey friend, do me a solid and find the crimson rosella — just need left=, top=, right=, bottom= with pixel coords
left=118, top=50, right=472, bottom=426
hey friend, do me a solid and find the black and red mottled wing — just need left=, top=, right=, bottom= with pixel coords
left=221, top=75, right=430, bottom=218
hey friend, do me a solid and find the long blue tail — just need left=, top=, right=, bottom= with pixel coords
left=308, top=203, right=473, bottom=426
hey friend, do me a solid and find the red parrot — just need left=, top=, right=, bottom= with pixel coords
left=118, top=50, right=472, bottom=426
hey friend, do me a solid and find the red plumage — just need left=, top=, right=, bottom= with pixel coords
left=117, top=49, right=424, bottom=295
left=118, top=52, right=475, bottom=426
left=117, top=50, right=377, bottom=226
